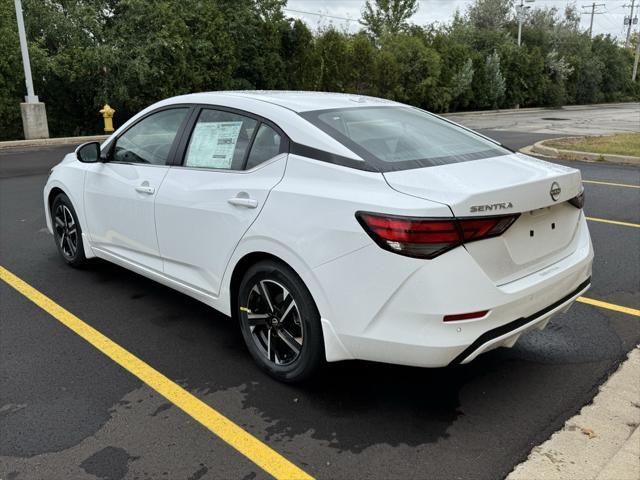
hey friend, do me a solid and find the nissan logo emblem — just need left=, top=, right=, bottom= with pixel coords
left=550, top=182, right=561, bottom=201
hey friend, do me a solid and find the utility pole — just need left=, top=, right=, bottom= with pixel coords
left=516, top=0, right=535, bottom=46
left=14, top=0, right=49, bottom=139
left=633, top=31, right=640, bottom=81
left=624, top=0, right=637, bottom=48
left=581, top=3, right=605, bottom=38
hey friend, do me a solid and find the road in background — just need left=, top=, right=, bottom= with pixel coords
left=1, top=126, right=638, bottom=480
left=447, top=103, right=640, bottom=136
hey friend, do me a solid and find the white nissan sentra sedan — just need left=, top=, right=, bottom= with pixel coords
left=44, top=91, right=593, bottom=382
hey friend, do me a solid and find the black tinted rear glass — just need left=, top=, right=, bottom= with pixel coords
left=301, top=106, right=509, bottom=172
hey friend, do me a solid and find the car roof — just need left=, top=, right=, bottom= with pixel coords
left=164, top=90, right=400, bottom=113
left=106, top=91, right=383, bottom=163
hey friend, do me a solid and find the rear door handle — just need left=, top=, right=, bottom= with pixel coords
left=135, top=185, right=155, bottom=195
left=227, top=197, right=258, bottom=208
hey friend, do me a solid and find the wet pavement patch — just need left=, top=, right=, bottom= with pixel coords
left=80, top=446, right=139, bottom=480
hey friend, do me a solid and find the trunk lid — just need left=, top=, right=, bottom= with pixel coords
left=383, top=153, right=584, bottom=285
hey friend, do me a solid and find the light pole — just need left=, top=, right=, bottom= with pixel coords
left=517, top=0, right=535, bottom=46
left=14, top=0, right=49, bottom=139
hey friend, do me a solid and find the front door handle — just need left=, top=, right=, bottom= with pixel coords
left=135, top=183, right=155, bottom=195
left=228, top=197, right=258, bottom=209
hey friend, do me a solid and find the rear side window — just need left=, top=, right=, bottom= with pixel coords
left=301, top=106, right=509, bottom=172
left=184, top=109, right=258, bottom=170
left=245, top=124, right=283, bottom=169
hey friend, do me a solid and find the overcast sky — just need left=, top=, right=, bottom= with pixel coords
left=286, top=0, right=635, bottom=39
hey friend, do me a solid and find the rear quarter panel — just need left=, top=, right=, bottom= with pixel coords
left=220, top=154, right=452, bottom=322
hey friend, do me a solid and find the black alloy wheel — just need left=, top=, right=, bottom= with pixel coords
left=238, top=260, right=324, bottom=382
left=51, top=193, right=87, bottom=267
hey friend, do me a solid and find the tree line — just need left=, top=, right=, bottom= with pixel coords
left=0, top=0, right=638, bottom=140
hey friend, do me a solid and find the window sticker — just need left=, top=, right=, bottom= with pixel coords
left=186, top=121, right=243, bottom=169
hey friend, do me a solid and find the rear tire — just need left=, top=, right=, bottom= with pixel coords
left=51, top=193, right=88, bottom=268
left=237, top=260, right=324, bottom=382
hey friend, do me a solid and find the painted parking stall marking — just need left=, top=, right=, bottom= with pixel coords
left=582, top=180, right=640, bottom=189
left=586, top=217, right=640, bottom=229
left=0, top=265, right=314, bottom=480
left=577, top=297, right=640, bottom=317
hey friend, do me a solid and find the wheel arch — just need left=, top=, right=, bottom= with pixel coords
left=225, top=248, right=352, bottom=363
left=229, top=252, right=307, bottom=321
left=48, top=186, right=66, bottom=210
left=45, top=182, right=95, bottom=260
left=226, top=242, right=331, bottom=320
left=45, top=185, right=70, bottom=234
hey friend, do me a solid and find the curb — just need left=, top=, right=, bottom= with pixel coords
left=507, top=347, right=640, bottom=480
left=521, top=139, right=640, bottom=165
left=0, top=135, right=109, bottom=151
left=596, top=427, right=640, bottom=480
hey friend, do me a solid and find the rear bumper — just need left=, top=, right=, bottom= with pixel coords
left=449, top=277, right=590, bottom=365
left=314, top=213, right=593, bottom=367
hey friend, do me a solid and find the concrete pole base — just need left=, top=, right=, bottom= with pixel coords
left=20, top=102, right=50, bottom=140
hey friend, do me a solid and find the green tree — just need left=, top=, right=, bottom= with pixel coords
left=451, top=59, right=474, bottom=100
left=315, top=28, right=349, bottom=91
left=106, top=0, right=236, bottom=118
left=282, top=19, right=318, bottom=90
left=216, top=0, right=285, bottom=89
left=467, top=0, right=513, bottom=30
left=591, top=35, right=630, bottom=102
left=376, top=33, right=441, bottom=108
left=574, top=55, right=604, bottom=104
left=430, top=30, right=475, bottom=111
left=0, top=0, right=24, bottom=140
left=360, top=0, right=419, bottom=39
left=481, top=51, right=506, bottom=108
left=544, top=50, right=573, bottom=106
left=498, top=42, right=545, bottom=107
left=346, top=33, right=377, bottom=94
left=22, top=0, right=113, bottom=136
left=1, top=0, right=638, bottom=141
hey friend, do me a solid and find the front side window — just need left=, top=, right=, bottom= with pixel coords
left=184, top=109, right=258, bottom=170
left=113, top=108, right=188, bottom=165
left=301, top=106, right=509, bottom=172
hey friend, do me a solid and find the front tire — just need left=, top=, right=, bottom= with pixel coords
left=51, top=193, right=88, bottom=267
left=237, top=260, right=324, bottom=382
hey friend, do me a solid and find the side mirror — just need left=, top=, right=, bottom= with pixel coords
left=75, top=141, right=101, bottom=163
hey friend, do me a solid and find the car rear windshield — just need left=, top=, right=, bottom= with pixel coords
left=300, top=106, right=510, bottom=172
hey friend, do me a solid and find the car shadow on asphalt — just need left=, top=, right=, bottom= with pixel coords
left=73, top=258, right=626, bottom=456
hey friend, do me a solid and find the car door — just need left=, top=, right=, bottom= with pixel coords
left=155, top=107, right=288, bottom=296
left=84, top=107, right=190, bottom=272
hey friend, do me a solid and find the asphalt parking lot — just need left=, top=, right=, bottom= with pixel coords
left=448, top=103, right=640, bottom=135
left=1, top=124, right=639, bottom=479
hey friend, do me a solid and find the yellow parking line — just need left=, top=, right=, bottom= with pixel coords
left=0, top=265, right=313, bottom=480
left=586, top=217, right=640, bottom=228
left=578, top=296, right=640, bottom=317
left=583, top=180, right=640, bottom=189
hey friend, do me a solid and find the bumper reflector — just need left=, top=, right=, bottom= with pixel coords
left=443, top=310, right=489, bottom=322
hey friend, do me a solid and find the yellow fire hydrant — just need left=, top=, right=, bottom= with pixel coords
left=99, top=104, right=115, bottom=133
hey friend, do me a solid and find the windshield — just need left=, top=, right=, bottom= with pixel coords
left=300, top=106, right=510, bottom=172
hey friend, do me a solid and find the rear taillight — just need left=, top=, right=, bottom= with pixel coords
left=356, top=212, right=519, bottom=259
left=568, top=188, right=585, bottom=209
left=459, top=216, right=519, bottom=241
left=356, top=214, right=460, bottom=258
